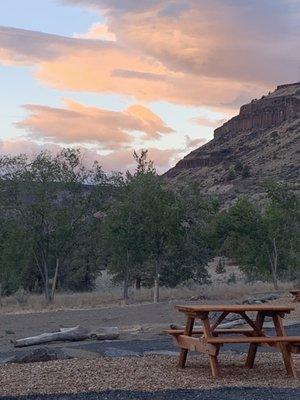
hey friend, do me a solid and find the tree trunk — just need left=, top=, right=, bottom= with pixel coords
left=123, top=250, right=130, bottom=302
left=43, top=263, right=51, bottom=304
left=268, top=238, right=279, bottom=290
left=123, top=278, right=129, bottom=301
left=154, top=276, right=160, bottom=303
left=134, top=277, right=141, bottom=290
left=153, top=256, right=160, bottom=303
left=0, top=282, right=2, bottom=308
left=50, top=258, right=59, bottom=303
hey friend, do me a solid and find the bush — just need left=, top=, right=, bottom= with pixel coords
left=215, top=257, right=226, bottom=274
left=228, top=167, right=236, bottom=180
left=241, top=165, right=251, bottom=178
left=227, top=272, right=237, bottom=285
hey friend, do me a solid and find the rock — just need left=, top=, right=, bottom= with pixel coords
left=90, top=327, right=119, bottom=340
left=189, top=295, right=207, bottom=301
left=103, top=347, right=142, bottom=357
left=242, top=293, right=279, bottom=305
left=169, top=324, right=181, bottom=330
left=242, top=299, right=263, bottom=304
left=144, top=350, right=178, bottom=356
left=61, top=347, right=100, bottom=359
left=5, top=347, right=71, bottom=364
left=164, top=82, right=300, bottom=206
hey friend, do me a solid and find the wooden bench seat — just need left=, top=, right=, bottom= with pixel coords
left=207, top=335, right=300, bottom=344
left=164, top=328, right=259, bottom=335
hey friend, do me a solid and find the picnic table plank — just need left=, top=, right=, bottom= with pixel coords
left=176, top=304, right=295, bottom=313
left=201, top=314, right=220, bottom=378
left=272, top=313, right=297, bottom=377
left=178, top=316, right=194, bottom=368
left=245, top=311, right=265, bottom=368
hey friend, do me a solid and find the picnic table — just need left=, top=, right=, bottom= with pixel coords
left=165, top=304, right=299, bottom=378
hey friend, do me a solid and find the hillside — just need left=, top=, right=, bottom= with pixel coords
left=164, top=82, right=300, bottom=204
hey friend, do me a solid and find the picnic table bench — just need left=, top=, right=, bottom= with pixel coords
left=290, top=290, right=300, bottom=302
left=165, top=304, right=299, bottom=378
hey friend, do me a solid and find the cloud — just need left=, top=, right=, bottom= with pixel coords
left=74, top=23, right=116, bottom=41
left=99, top=147, right=179, bottom=173
left=184, top=135, right=206, bottom=151
left=192, top=117, right=227, bottom=128
left=15, top=100, right=173, bottom=149
left=0, top=138, right=60, bottom=156
left=0, top=139, right=178, bottom=173
left=2, top=0, right=298, bottom=110
left=61, top=0, right=299, bottom=86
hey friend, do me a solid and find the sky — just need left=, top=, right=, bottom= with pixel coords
left=0, top=0, right=299, bottom=173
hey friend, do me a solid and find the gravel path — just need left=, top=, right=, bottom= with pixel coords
left=0, top=354, right=299, bottom=397
left=2, top=387, right=300, bottom=400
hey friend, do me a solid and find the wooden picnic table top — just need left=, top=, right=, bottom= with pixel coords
left=176, top=304, right=295, bottom=313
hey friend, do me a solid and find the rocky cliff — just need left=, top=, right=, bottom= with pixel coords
left=164, top=82, right=300, bottom=204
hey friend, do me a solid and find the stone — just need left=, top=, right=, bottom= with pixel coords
left=4, top=347, right=72, bottom=364
left=61, top=347, right=100, bottom=359
left=164, top=82, right=300, bottom=206
left=103, top=347, right=142, bottom=357
left=90, top=327, right=119, bottom=340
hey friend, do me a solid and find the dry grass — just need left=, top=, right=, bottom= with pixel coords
left=0, top=280, right=293, bottom=315
left=0, top=354, right=299, bottom=396
left=0, top=263, right=295, bottom=314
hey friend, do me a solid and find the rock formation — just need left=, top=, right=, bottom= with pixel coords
left=164, top=82, right=300, bottom=204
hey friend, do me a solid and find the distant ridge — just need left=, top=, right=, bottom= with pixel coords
left=164, top=82, right=300, bottom=204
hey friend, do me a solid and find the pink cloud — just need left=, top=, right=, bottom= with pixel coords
left=15, top=100, right=172, bottom=149
left=0, top=139, right=178, bottom=174
left=1, top=3, right=295, bottom=111
left=74, top=23, right=116, bottom=41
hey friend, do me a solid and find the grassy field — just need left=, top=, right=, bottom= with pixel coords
left=0, top=280, right=293, bottom=314
left=0, top=262, right=295, bottom=314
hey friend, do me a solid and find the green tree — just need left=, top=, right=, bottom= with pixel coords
left=104, top=151, right=214, bottom=302
left=213, top=183, right=300, bottom=289
left=0, top=149, right=113, bottom=303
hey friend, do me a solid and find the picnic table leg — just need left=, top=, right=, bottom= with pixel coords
left=178, top=316, right=194, bottom=368
left=245, top=311, right=265, bottom=368
left=202, top=315, right=220, bottom=378
left=272, top=313, right=297, bottom=378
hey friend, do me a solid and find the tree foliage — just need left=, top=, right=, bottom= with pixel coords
left=0, top=149, right=117, bottom=302
left=0, top=147, right=298, bottom=304
left=213, top=182, right=299, bottom=288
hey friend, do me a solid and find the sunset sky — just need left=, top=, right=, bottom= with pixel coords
left=0, top=0, right=299, bottom=172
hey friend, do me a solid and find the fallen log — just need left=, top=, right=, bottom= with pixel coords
left=13, top=325, right=120, bottom=348
left=13, top=326, right=90, bottom=348
left=170, top=319, right=245, bottom=331
left=90, top=326, right=119, bottom=340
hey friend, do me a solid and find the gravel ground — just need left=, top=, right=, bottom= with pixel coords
left=0, top=354, right=299, bottom=397
left=2, top=387, right=300, bottom=400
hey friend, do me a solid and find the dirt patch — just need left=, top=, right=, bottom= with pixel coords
left=0, top=298, right=299, bottom=354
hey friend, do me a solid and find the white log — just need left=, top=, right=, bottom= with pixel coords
left=217, top=319, right=245, bottom=328
left=13, top=326, right=90, bottom=348
left=170, top=319, right=245, bottom=331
